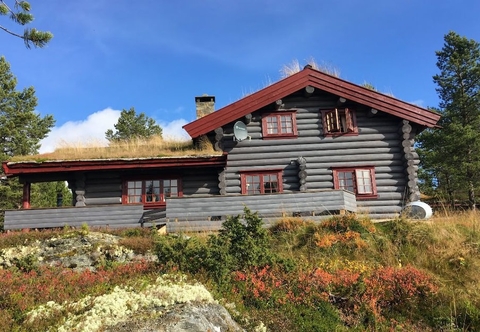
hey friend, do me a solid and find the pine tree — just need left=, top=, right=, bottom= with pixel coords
left=30, top=181, right=73, bottom=208
left=0, top=1, right=52, bottom=48
left=417, top=31, right=480, bottom=209
left=0, top=57, right=55, bottom=160
left=0, top=56, right=55, bottom=226
left=105, top=107, right=163, bottom=142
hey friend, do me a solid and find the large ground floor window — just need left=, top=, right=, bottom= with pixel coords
left=123, top=178, right=180, bottom=206
left=332, top=166, right=377, bottom=199
left=240, top=170, right=283, bottom=195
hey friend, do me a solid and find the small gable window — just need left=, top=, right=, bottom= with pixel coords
left=261, top=111, right=298, bottom=139
left=321, top=108, right=358, bottom=136
left=123, top=178, right=181, bottom=206
left=241, top=170, right=283, bottom=195
left=332, top=166, right=377, bottom=199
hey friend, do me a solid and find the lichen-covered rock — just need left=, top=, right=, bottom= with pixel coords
left=0, top=231, right=153, bottom=271
left=105, top=302, right=245, bottom=332
left=15, top=232, right=244, bottom=331
left=27, top=275, right=244, bottom=332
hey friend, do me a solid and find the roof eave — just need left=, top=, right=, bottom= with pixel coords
left=183, top=68, right=441, bottom=138
left=2, top=155, right=227, bottom=177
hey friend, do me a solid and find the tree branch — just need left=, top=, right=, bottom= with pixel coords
left=0, top=0, right=52, bottom=48
left=0, top=23, right=23, bottom=38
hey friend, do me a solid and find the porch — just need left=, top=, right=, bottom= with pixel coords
left=3, top=190, right=357, bottom=232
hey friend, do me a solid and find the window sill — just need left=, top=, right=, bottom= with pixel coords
left=323, top=132, right=358, bottom=137
left=125, top=202, right=166, bottom=208
left=262, top=134, right=298, bottom=140
left=356, top=195, right=378, bottom=200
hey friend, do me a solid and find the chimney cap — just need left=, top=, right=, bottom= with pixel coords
left=195, top=95, right=215, bottom=103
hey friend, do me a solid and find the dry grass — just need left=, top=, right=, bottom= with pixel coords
left=270, top=217, right=314, bottom=233
left=10, top=136, right=219, bottom=162
left=118, top=236, right=155, bottom=255
left=407, top=211, right=480, bottom=289
left=280, top=57, right=341, bottom=78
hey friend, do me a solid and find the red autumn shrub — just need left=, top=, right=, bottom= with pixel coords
left=360, top=265, right=438, bottom=318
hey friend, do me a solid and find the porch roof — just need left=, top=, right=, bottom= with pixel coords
left=2, top=155, right=227, bottom=177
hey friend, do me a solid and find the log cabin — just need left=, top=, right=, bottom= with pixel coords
left=2, top=66, right=440, bottom=231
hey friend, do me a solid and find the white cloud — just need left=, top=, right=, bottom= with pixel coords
left=159, top=119, right=190, bottom=141
left=39, top=108, right=192, bottom=153
left=39, top=108, right=120, bottom=153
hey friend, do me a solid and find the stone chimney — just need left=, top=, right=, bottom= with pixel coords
left=195, top=95, right=215, bottom=119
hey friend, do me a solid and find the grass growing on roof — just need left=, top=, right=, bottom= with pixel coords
left=10, top=135, right=219, bottom=162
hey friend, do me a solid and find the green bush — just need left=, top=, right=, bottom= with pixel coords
left=285, top=303, right=344, bottom=332
left=154, top=207, right=276, bottom=284
left=155, top=234, right=206, bottom=273
left=459, top=300, right=480, bottom=331
left=376, top=218, right=413, bottom=247
left=13, top=254, right=38, bottom=272
left=219, top=207, right=273, bottom=270
left=320, top=213, right=376, bottom=235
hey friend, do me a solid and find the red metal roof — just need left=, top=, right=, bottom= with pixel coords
left=2, top=155, right=226, bottom=177
left=183, top=67, right=441, bottom=138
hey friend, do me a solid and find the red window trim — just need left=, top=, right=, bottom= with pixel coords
left=122, top=177, right=183, bottom=208
left=261, top=111, right=298, bottom=139
left=332, top=166, right=377, bottom=199
left=240, top=169, right=284, bottom=195
left=320, top=108, right=358, bottom=137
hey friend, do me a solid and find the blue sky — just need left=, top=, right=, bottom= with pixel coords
left=1, top=1, right=479, bottom=152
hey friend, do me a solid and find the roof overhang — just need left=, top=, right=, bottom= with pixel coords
left=2, top=155, right=227, bottom=177
left=183, top=67, right=441, bottom=138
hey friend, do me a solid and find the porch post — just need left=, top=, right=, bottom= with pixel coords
left=22, top=182, right=31, bottom=209
left=74, top=173, right=86, bottom=207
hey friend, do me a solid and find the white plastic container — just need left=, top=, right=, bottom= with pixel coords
left=403, top=201, right=433, bottom=219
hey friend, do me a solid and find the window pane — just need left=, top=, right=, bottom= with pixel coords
left=325, top=109, right=355, bottom=133
left=355, top=170, right=372, bottom=194
left=339, top=110, right=347, bottom=132
left=246, top=175, right=261, bottom=194
left=263, top=174, right=278, bottom=193
left=266, top=116, right=278, bottom=134
left=145, top=180, right=160, bottom=202
left=338, top=172, right=354, bottom=192
left=326, top=110, right=341, bottom=132
left=243, top=172, right=283, bottom=195
left=163, top=179, right=178, bottom=200
left=127, top=181, right=143, bottom=203
left=280, top=115, right=293, bottom=134
left=125, top=178, right=179, bottom=204
left=128, top=195, right=141, bottom=203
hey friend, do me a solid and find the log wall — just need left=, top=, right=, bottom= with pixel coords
left=165, top=190, right=357, bottom=232
left=79, top=169, right=222, bottom=206
left=218, top=93, right=418, bottom=219
left=4, top=205, right=145, bottom=230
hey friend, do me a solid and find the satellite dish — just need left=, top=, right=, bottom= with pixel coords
left=233, top=121, right=248, bottom=141
left=403, top=201, right=433, bottom=219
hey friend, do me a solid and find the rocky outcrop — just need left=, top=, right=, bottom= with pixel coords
left=105, top=302, right=245, bottom=332
left=0, top=231, right=155, bottom=271
left=1, top=231, right=246, bottom=332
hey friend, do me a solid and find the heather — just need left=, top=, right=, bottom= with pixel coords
left=1, top=210, right=480, bottom=331
left=154, top=209, right=480, bottom=331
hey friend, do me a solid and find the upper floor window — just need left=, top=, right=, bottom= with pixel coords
left=321, top=108, right=358, bottom=136
left=123, top=178, right=180, bottom=206
left=241, top=170, right=283, bottom=195
left=332, top=166, right=377, bottom=199
left=261, top=111, right=298, bottom=139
